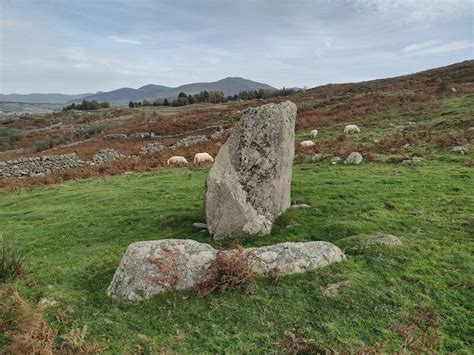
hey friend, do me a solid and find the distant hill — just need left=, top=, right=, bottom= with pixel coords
left=1, top=77, right=275, bottom=106
left=78, top=77, right=275, bottom=105
left=0, top=93, right=92, bottom=104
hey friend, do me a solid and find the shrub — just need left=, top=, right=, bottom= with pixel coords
left=195, top=245, right=257, bottom=298
left=0, top=236, right=27, bottom=282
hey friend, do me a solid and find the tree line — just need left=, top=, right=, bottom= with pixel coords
left=63, top=100, right=110, bottom=111
left=129, top=87, right=302, bottom=108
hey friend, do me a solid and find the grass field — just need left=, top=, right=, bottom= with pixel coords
left=1, top=156, right=473, bottom=352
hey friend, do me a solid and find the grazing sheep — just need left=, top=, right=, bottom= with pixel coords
left=167, top=156, right=188, bottom=166
left=344, top=124, right=360, bottom=134
left=300, top=140, right=316, bottom=148
left=194, top=152, right=214, bottom=164
left=309, top=129, right=318, bottom=138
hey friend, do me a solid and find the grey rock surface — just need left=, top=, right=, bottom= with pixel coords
left=344, top=152, right=363, bottom=164
left=311, top=153, right=324, bottom=162
left=451, top=146, right=466, bottom=154
left=107, top=239, right=216, bottom=301
left=330, top=156, right=342, bottom=164
left=367, top=234, right=402, bottom=246
left=204, top=101, right=297, bottom=239
left=139, top=142, right=166, bottom=155
left=247, top=241, right=345, bottom=275
left=0, top=154, right=84, bottom=178
left=291, top=204, right=311, bottom=209
left=92, top=149, right=123, bottom=164
left=107, top=239, right=345, bottom=301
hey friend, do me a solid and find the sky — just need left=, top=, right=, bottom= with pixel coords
left=0, top=0, right=473, bottom=94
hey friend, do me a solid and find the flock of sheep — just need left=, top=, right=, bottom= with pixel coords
left=300, top=124, right=360, bottom=148
left=166, top=124, right=361, bottom=166
left=167, top=152, right=214, bottom=166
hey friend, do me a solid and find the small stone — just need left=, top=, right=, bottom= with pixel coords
left=401, top=157, right=422, bottom=164
left=311, top=153, right=323, bottom=162
left=38, top=297, right=58, bottom=307
left=330, top=156, right=342, bottom=164
left=452, top=146, right=466, bottom=155
left=291, top=204, right=311, bottom=209
left=192, top=223, right=208, bottom=229
left=344, top=152, right=363, bottom=165
left=367, top=234, right=402, bottom=246
left=322, top=280, right=350, bottom=298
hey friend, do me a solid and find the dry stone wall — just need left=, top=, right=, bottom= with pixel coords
left=0, top=154, right=84, bottom=178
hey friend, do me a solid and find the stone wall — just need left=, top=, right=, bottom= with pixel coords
left=0, top=154, right=84, bottom=178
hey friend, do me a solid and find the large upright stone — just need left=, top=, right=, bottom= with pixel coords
left=205, top=101, right=297, bottom=239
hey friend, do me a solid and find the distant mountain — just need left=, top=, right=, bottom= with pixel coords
left=84, top=84, right=171, bottom=103
left=0, top=92, right=92, bottom=104
left=0, top=77, right=275, bottom=106
left=78, top=77, right=275, bottom=105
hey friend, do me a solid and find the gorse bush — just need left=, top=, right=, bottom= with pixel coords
left=0, top=235, right=26, bottom=282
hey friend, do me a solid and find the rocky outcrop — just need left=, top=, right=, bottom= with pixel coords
left=205, top=101, right=297, bottom=239
left=107, top=239, right=345, bottom=301
left=0, top=154, right=84, bottom=178
left=139, top=142, right=166, bottom=155
left=91, top=149, right=123, bottom=164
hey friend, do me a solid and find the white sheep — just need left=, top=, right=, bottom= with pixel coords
left=344, top=124, right=360, bottom=134
left=167, top=156, right=189, bottom=166
left=194, top=152, right=214, bottom=164
left=309, top=129, right=318, bottom=138
left=300, top=140, right=316, bottom=148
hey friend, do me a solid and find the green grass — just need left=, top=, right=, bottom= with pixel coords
left=296, top=94, right=474, bottom=157
left=1, top=157, right=473, bottom=353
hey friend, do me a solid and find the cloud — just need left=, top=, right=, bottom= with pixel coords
left=335, top=0, right=474, bottom=27
left=107, top=35, right=143, bottom=45
left=403, top=40, right=474, bottom=56
left=402, top=40, right=441, bottom=53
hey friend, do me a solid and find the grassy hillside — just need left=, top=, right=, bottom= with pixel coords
left=1, top=159, right=473, bottom=352
left=0, top=62, right=473, bottom=352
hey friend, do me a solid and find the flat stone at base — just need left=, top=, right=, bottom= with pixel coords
left=107, top=239, right=345, bottom=301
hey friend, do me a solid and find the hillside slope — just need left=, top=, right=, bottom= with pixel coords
left=0, top=60, right=472, bottom=184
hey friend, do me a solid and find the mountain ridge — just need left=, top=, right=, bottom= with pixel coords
left=0, top=77, right=275, bottom=105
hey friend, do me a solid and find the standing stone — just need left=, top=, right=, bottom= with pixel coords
left=205, top=101, right=297, bottom=239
